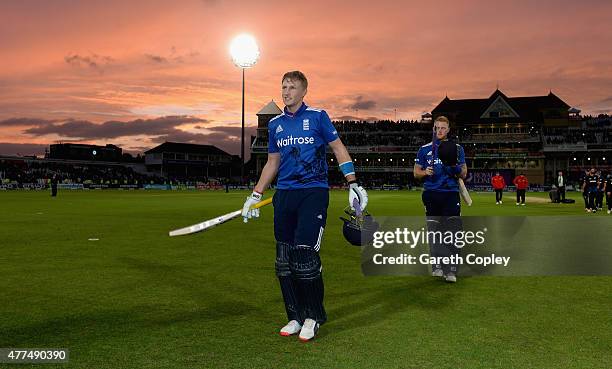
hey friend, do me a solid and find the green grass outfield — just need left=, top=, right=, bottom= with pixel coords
left=0, top=190, right=610, bottom=369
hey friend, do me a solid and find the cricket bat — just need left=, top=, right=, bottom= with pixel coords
left=458, top=178, right=472, bottom=206
left=169, top=197, right=273, bottom=237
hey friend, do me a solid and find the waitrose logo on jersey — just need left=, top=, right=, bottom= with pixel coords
left=277, top=135, right=315, bottom=148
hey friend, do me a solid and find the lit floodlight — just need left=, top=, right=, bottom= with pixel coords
left=230, top=34, right=260, bottom=68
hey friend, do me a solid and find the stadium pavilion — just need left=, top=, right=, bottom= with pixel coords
left=432, top=89, right=587, bottom=185
left=145, top=142, right=239, bottom=181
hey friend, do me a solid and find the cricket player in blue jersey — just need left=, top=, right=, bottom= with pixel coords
left=582, top=168, right=600, bottom=213
left=414, top=116, right=467, bottom=283
left=241, top=71, right=368, bottom=341
left=596, top=170, right=604, bottom=210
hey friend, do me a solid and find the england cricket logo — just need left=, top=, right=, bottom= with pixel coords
left=303, top=119, right=310, bottom=131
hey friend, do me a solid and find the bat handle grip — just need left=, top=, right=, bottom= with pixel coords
left=251, top=197, right=273, bottom=209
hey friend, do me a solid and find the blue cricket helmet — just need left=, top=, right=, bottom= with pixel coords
left=340, top=207, right=379, bottom=246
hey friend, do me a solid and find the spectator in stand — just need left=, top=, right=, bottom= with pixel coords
left=513, top=173, right=529, bottom=206
left=491, top=172, right=506, bottom=205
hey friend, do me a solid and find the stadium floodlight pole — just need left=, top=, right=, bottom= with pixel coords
left=230, top=33, right=260, bottom=185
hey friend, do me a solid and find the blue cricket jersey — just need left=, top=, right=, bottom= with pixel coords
left=415, top=140, right=466, bottom=192
left=585, top=175, right=599, bottom=192
left=268, top=103, right=339, bottom=189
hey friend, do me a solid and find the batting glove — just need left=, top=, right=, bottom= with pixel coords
left=348, top=181, right=368, bottom=212
left=242, top=191, right=262, bottom=223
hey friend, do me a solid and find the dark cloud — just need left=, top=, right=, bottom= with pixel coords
left=333, top=115, right=361, bottom=121
left=332, top=115, right=379, bottom=122
left=150, top=126, right=256, bottom=144
left=125, top=146, right=152, bottom=153
left=150, top=126, right=256, bottom=156
left=64, top=53, right=113, bottom=71
left=327, top=94, right=438, bottom=115
left=145, top=47, right=200, bottom=64
left=150, top=131, right=208, bottom=143
left=207, top=126, right=255, bottom=138
left=0, top=143, right=48, bottom=156
left=0, top=117, right=58, bottom=127
left=145, top=54, right=167, bottom=63
left=23, top=116, right=209, bottom=139
left=347, top=96, right=377, bottom=110
left=3, top=116, right=256, bottom=156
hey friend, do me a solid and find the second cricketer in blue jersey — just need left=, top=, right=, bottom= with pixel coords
left=241, top=71, right=368, bottom=342
left=415, top=139, right=466, bottom=192
left=414, top=116, right=468, bottom=283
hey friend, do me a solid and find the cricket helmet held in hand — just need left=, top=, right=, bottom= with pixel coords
left=340, top=207, right=379, bottom=246
left=438, top=140, right=458, bottom=166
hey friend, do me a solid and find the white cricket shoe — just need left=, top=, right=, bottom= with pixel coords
left=516, top=202, right=520, bottom=206
left=496, top=201, right=499, bottom=205
left=521, top=203, right=526, bottom=206
left=445, top=274, right=457, bottom=283
left=299, top=318, right=319, bottom=342
left=499, top=201, right=502, bottom=204
left=607, top=210, right=611, bottom=214
left=279, top=320, right=302, bottom=336
left=432, top=269, right=444, bottom=277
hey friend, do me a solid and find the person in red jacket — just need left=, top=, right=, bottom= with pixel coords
left=513, top=173, right=529, bottom=206
left=491, top=172, right=506, bottom=204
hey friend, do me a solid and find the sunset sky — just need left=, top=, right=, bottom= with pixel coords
left=1, top=0, right=611, bottom=156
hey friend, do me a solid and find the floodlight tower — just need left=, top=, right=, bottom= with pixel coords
left=230, top=33, right=260, bottom=184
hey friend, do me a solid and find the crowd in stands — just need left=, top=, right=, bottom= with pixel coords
left=543, top=129, right=612, bottom=145
left=333, top=119, right=427, bottom=132
left=344, top=157, right=414, bottom=167
left=460, top=133, right=539, bottom=143
left=334, top=120, right=432, bottom=147
left=327, top=171, right=414, bottom=189
left=340, top=131, right=431, bottom=147
left=0, top=160, right=162, bottom=186
left=462, top=144, right=542, bottom=158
